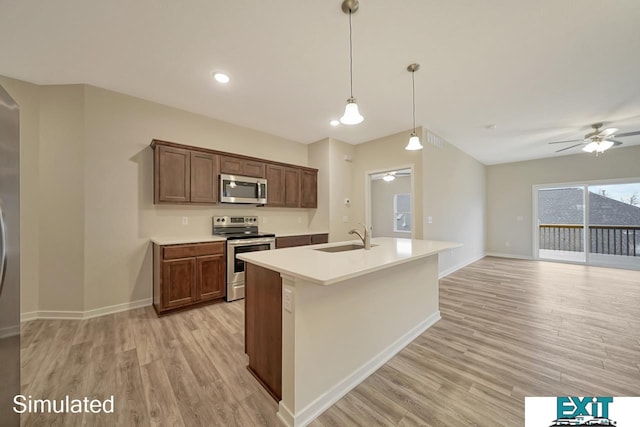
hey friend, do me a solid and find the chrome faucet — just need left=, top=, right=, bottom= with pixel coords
left=349, top=223, right=371, bottom=250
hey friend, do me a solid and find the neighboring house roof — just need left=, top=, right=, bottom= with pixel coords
left=538, top=188, right=640, bottom=226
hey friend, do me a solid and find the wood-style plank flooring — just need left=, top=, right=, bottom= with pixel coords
left=20, top=257, right=640, bottom=426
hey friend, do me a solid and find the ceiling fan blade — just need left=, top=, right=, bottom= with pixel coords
left=611, top=140, right=623, bottom=146
left=614, top=130, right=640, bottom=138
left=548, top=139, right=584, bottom=144
left=555, top=143, right=584, bottom=153
left=598, top=128, right=618, bottom=137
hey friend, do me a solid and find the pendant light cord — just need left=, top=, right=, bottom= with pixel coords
left=411, top=69, right=416, bottom=133
left=349, top=10, right=353, bottom=98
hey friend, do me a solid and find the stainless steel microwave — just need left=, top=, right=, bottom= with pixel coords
left=220, top=174, right=267, bottom=204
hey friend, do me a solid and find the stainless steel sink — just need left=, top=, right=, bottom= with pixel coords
left=314, top=244, right=378, bottom=253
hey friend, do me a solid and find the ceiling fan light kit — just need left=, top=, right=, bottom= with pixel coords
left=549, top=122, right=638, bottom=156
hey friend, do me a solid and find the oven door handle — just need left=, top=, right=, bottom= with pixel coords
left=227, top=238, right=275, bottom=247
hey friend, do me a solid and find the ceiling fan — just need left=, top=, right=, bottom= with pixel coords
left=549, top=123, right=640, bottom=154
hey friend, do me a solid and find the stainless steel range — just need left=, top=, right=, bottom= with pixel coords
left=213, top=216, right=275, bottom=302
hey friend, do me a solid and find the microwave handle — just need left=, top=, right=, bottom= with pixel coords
left=258, top=183, right=263, bottom=200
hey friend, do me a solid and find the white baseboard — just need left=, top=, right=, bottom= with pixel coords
left=0, top=324, right=21, bottom=339
left=438, top=253, right=485, bottom=279
left=485, top=252, right=533, bottom=260
left=20, top=298, right=152, bottom=322
left=279, top=311, right=441, bottom=427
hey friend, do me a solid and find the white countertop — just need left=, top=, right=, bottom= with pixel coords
left=150, top=236, right=227, bottom=245
left=237, top=237, right=461, bottom=285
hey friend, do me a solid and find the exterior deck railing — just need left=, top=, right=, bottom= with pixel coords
left=539, top=224, right=640, bottom=256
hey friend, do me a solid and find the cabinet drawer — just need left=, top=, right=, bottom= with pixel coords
left=310, top=234, right=329, bottom=244
left=276, top=235, right=311, bottom=249
left=163, top=242, right=225, bottom=260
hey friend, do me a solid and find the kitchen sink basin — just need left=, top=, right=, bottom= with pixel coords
left=314, top=244, right=378, bottom=253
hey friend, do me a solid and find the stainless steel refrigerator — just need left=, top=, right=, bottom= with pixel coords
left=0, top=83, right=20, bottom=426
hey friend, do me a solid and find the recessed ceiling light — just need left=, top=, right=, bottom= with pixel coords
left=485, top=124, right=497, bottom=130
left=213, top=72, right=230, bottom=84
left=330, top=120, right=340, bottom=127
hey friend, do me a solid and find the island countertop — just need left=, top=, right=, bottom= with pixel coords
left=237, top=237, right=461, bottom=286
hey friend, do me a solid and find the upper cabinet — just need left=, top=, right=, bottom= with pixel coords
left=300, top=169, right=318, bottom=208
left=151, top=140, right=317, bottom=208
left=153, top=141, right=218, bottom=204
left=219, top=155, right=265, bottom=178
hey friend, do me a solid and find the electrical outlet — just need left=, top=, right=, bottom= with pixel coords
left=182, top=216, right=188, bottom=225
left=428, top=216, right=433, bottom=224
left=283, top=288, right=293, bottom=313
left=343, top=215, right=349, bottom=223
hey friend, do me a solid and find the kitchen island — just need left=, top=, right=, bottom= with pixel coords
left=238, top=237, right=461, bottom=427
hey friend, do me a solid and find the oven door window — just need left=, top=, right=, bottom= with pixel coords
left=233, top=244, right=272, bottom=273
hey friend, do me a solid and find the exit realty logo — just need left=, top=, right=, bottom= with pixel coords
left=525, top=396, right=640, bottom=426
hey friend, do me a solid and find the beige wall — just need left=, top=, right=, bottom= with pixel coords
left=371, top=176, right=412, bottom=238
left=0, top=77, right=40, bottom=315
left=2, top=78, right=322, bottom=315
left=486, top=145, right=640, bottom=258
left=422, top=129, right=486, bottom=274
left=308, top=138, right=330, bottom=233
left=352, top=129, right=424, bottom=239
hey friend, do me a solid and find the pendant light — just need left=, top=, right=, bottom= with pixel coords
left=405, top=63, right=423, bottom=150
left=340, top=0, right=364, bottom=125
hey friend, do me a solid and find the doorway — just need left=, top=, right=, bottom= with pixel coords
left=534, top=179, right=640, bottom=268
left=366, top=167, right=415, bottom=238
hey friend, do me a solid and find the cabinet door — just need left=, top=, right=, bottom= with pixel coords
left=266, top=164, right=286, bottom=206
left=219, top=155, right=244, bottom=176
left=156, top=145, right=191, bottom=203
left=220, top=156, right=265, bottom=178
left=197, top=254, right=226, bottom=301
left=243, top=160, right=265, bottom=178
left=284, top=168, right=301, bottom=208
left=161, top=258, right=196, bottom=309
left=300, top=170, right=318, bottom=208
left=190, top=151, right=217, bottom=203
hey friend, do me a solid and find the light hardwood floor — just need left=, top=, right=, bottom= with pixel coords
left=20, top=257, right=640, bottom=426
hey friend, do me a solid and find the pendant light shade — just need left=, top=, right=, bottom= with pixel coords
left=341, top=97, right=364, bottom=125
left=405, top=63, right=423, bottom=151
left=340, top=0, right=363, bottom=125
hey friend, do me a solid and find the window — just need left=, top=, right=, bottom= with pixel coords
left=394, top=193, right=412, bottom=233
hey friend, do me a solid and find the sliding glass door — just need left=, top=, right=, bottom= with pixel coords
left=535, top=180, right=640, bottom=268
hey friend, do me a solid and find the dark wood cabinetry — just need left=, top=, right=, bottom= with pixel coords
left=276, top=233, right=329, bottom=249
left=284, top=168, right=301, bottom=207
left=151, top=140, right=317, bottom=208
left=190, top=151, right=218, bottom=203
left=220, top=155, right=265, bottom=178
left=245, top=262, right=282, bottom=401
left=266, top=165, right=307, bottom=208
left=153, top=241, right=226, bottom=314
left=153, top=143, right=218, bottom=204
left=265, top=164, right=286, bottom=206
left=300, top=169, right=318, bottom=208
left=155, top=145, right=191, bottom=203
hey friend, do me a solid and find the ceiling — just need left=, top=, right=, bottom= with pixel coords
left=1, top=0, right=640, bottom=165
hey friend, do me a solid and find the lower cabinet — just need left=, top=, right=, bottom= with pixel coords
left=276, top=233, right=329, bottom=249
left=153, top=241, right=226, bottom=314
